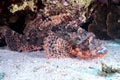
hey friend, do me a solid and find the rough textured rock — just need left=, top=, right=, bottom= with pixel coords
left=88, top=2, right=111, bottom=40
left=87, top=0, right=120, bottom=39
left=0, top=0, right=44, bottom=34
left=107, top=5, right=120, bottom=39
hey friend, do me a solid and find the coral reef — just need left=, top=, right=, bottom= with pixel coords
left=9, top=0, right=37, bottom=13
left=41, top=0, right=92, bottom=22
left=87, top=0, right=120, bottom=39
left=88, top=1, right=111, bottom=39
left=0, top=0, right=44, bottom=33
left=107, top=5, right=120, bottom=38
left=0, top=0, right=109, bottom=59
left=0, top=0, right=44, bottom=47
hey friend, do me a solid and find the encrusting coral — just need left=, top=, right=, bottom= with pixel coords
left=41, top=0, right=93, bottom=22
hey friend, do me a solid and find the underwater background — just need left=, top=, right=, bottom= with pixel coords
left=0, top=0, right=120, bottom=80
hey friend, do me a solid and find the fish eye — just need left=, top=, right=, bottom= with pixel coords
left=76, top=37, right=81, bottom=41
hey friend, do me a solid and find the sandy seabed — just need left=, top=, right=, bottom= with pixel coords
left=0, top=41, right=120, bottom=80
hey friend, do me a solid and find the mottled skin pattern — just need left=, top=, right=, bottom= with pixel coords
left=4, top=29, right=43, bottom=52
left=44, top=22, right=107, bottom=59
left=44, top=33, right=73, bottom=58
left=1, top=13, right=107, bottom=59
left=2, top=13, right=71, bottom=52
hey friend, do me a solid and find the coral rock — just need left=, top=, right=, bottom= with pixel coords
left=87, top=0, right=120, bottom=39
left=88, top=2, right=111, bottom=39
left=107, top=5, right=120, bottom=39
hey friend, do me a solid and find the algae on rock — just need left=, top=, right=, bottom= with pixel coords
left=10, top=0, right=37, bottom=13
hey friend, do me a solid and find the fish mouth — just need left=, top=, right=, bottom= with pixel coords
left=97, top=47, right=108, bottom=54
left=92, top=46, right=108, bottom=59
left=69, top=46, right=108, bottom=59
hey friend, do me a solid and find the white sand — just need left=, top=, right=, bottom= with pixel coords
left=0, top=41, right=120, bottom=80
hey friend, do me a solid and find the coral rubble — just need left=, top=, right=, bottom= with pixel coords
left=98, top=63, right=120, bottom=76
